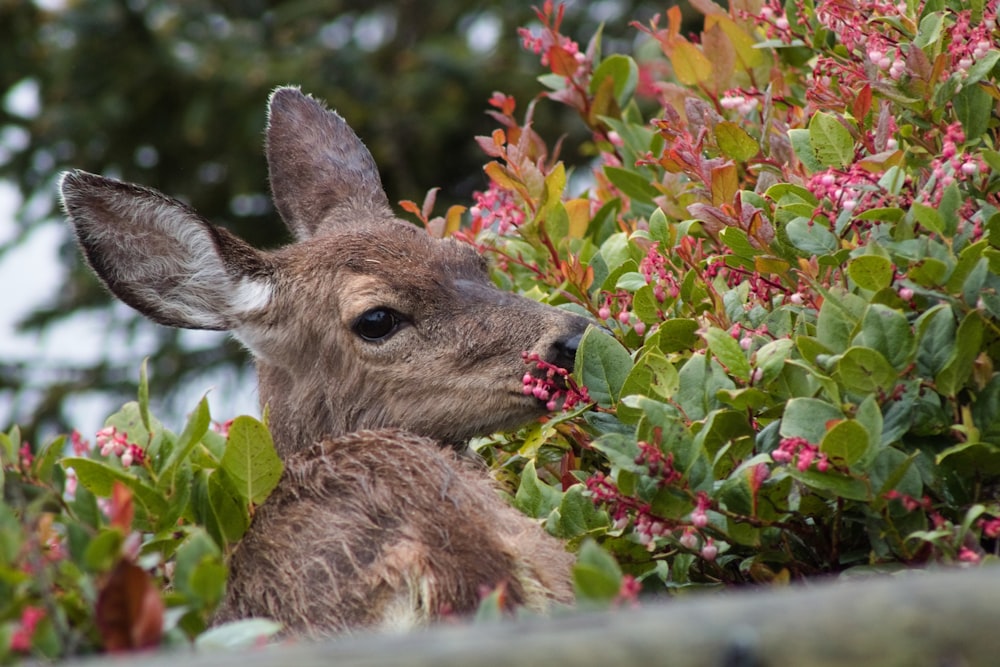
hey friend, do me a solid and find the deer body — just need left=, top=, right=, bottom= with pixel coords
left=60, top=87, right=587, bottom=637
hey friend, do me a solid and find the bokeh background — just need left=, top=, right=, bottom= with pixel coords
left=0, top=0, right=681, bottom=443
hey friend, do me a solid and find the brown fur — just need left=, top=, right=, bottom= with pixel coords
left=59, top=86, right=587, bottom=637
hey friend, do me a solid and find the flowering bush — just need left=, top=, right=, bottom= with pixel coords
left=0, top=364, right=282, bottom=660
left=453, top=0, right=1000, bottom=598
left=4, top=0, right=1000, bottom=658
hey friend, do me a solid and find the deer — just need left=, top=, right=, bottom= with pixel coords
left=59, top=86, right=592, bottom=638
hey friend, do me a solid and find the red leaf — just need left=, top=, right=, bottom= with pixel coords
left=96, top=559, right=164, bottom=652
left=546, top=45, right=578, bottom=77
left=399, top=199, right=422, bottom=218
left=108, top=481, right=133, bottom=532
left=852, top=84, right=872, bottom=123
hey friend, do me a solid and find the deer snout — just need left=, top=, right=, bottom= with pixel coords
left=550, top=331, right=583, bottom=372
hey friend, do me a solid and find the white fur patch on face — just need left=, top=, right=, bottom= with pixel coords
left=232, top=277, right=273, bottom=315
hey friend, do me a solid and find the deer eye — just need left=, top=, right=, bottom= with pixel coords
left=353, top=308, right=401, bottom=342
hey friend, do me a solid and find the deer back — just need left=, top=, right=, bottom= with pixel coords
left=213, top=429, right=575, bottom=636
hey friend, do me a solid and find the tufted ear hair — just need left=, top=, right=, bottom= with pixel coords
left=59, top=170, right=274, bottom=331
left=265, top=86, right=393, bottom=240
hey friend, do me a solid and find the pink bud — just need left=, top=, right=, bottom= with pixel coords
left=679, top=530, right=698, bottom=550
left=701, top=541, right=718, bottom=561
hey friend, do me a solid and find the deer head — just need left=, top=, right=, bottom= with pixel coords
left=60, top=87, right=590, bottom=458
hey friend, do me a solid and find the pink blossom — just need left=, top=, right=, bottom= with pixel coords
left=10, top=606, right=45, bottom=652
left=470, top=182, right=526, bottom=235
left=958, top=547, right=981, bottom=564
left=701, top=539, right=718, bottom=561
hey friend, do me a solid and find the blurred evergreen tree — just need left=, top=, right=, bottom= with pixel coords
left=0, top=0, right=668, bottom=439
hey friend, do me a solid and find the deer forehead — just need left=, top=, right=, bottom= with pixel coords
left=274, top=224, right=492, bottom=314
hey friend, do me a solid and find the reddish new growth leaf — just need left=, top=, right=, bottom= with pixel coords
left=95, top=559, right=164, bottom=652
left=108, top=481, right=134, bottom=533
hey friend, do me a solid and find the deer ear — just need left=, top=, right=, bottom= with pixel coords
left=265, top=86, right=392, bottom=240
left=60, top=170, right=273, bottom=331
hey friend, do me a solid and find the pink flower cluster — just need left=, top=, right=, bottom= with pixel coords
left=18, top=442, right=33, bottom=469
left=919, top=123, right=986, bottom=208
left=634, top=440, right=681, bottom=486
left=469, top=182, right=526, bottom=235
left=517, top=0, right=584, bottom=74
left=979, top=517, right=1000, bottom=539
left=639, top=243, right=680, bottom=305
left=771, top=436, right=830, bottom=472
left=719, top=89, right=761, bottom=116
left=10, top=606, right=45, bottom=652
left=746, top=0, right=795, bottom=43
left=947, top=4, right=998, bottom=75
left=521, top=351, right=592, bottom=412
left=585, top=462, right=719, bottom=558
left=96, top=426, right=146, bottom=468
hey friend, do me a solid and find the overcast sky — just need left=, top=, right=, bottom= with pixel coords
left=0, top=181, right=259, bottom=443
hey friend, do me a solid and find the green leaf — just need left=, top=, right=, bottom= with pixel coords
left=647, top=318, right=700, bottom=353
left=676, top=352, right=736, bottom=422
left=603, top=166, right=659, bottom=205
left=84, top=530, right=124, bottom=572
left=808, top=111, right=854, bottom=168
left=703, top=326, right=753, bottom=382
left=910, top=202, right=944, bottom=235
left=935, top=442, right=1000, bottom=476
left=780, top=398, right=844, bottom=444
left=621, top=349, right=679, bottom=401
left=720, top=227, right=759, bottom=259
left=786, top=217, right=838, bottom=255
left=755, top=338, right=794, bottom=385
left=220, top=416, right=283, bottom=505
left=935, top=311, right=984, bottom=397
left=138, top=359, right=152, bottom=433
left=916, top=304, right=955, bottom=377
left=159, top=396, right=211, bottom=483
left=853, top=304, right=914, bottom=371
left=714, top=121, right=759, bottom=162
left=207, top=468, right=251, bottom=545
left=575, top=327, right=632, bottom=408
left=174, top=529, right=224, bottom=608
left=32, top=435, right=66, bottom=485
left=539, top=162, right=566, bottom=220
left=787, top=468, right=871, bottom=501
left=788, top=128, right=825, bottom=173
left=816, top=295, right=857, bottom=353
left=848, top=255, right=893, bottom=291
left=572, top=539, right=622, bottom=602
left=913, top=11, right=944, bottom=49
left=965, top=50, right=1000, bottom=86
left=589, top=54, right=639, bottom=106
left=546, top=484, right=610, bottom=540
left=514, top=460, right=562, bottom=519
left=62, top=457, right=169, bottom=525
left=819, top=419, right=870, bottom=468
left=836, top=346, right=897, bottom=394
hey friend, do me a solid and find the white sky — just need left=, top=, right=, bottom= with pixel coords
left=0, top=182, right=260, bottom=443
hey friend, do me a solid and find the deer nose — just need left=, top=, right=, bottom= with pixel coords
left=551, top=331, right=583, bottom=372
